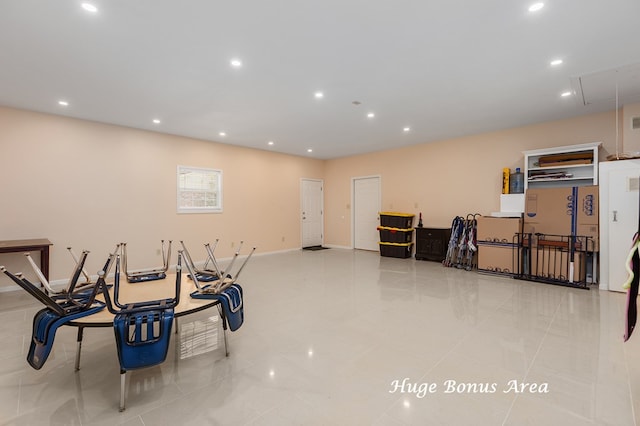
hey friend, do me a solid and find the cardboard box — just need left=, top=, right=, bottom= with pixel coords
left=538, top=152, right=593, bottom=167
left=477, top=244, right=519, bottom=274
left=523, top=186, right=598, bottom=250
left=477, top=216, right=522, bottom=244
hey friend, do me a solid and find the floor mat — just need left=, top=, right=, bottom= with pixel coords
left=302, top=245, right=330, bottom=251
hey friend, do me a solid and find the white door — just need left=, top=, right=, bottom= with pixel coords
left=353, top=176, right=381, bottom=251
left=601, top=161, right=640, bottom=292
left=301, top=179, right=323, bottom=248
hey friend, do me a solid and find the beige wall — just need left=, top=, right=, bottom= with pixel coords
left=324, top=111, right=619, bottom=247
left=0, top=105, right=628, bottom=289
left=623, top=102, right=640, bottom=152
left=0, top=107, right=324, bottom=288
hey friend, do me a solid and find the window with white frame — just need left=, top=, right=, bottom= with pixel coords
left=177, top=166, right=222, bottom=213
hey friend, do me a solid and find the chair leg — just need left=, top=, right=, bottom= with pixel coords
left=74, top=327, right=84, bottom=371
left=222, top=326, right=228, bottom=357
left=217, top=305, right=229, bottom=357
left=119, top=369, right=126, bottom=412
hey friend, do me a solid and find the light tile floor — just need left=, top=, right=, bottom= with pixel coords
left=1, top=248, right=639, bottom=425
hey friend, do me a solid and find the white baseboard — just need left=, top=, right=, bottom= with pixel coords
left=253, top=248, right=300, bottom=257
left=0, top=247, right=304, bottom=293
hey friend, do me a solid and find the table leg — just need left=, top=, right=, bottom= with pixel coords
left=41, top=245, right=51, bottom=281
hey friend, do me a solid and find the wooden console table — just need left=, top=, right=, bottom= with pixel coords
left=0, top=239, right=53, bottom=280
left=415, top=228, right=451, bottom=262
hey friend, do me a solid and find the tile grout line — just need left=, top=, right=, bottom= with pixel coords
left=622, top=335, right=638, bottom=426
left=413, top=281, right=518, bottom=383
left=16, top=375, right=22, bottom=419
left=375, top=288, right=475, bottom=424
left=390, top=283, right=525, bottom=425
left=17, top=334, right=26, bottom=417
left=500, top=287, right=567, bottom=426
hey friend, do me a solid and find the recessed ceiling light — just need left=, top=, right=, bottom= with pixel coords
left=219, top=132, right=226, bottom=137
left=367, top=112, right=375, bottom=118
left=81, top=3, right=98, bottom=13
left=307, top=148, right=313, bottom=153
left=403, top=127, right=411, bottom=132
left=550, top=59, right=563, bottom=66
left=152, top=119, right=161, bottom=124
left=528, top=3, right=544, bottom=12
left=58, top=100, right=69, bottom=106
left=230, top=59, right=242, bottom=68
left=267, top=141, right=274, bottom=146
left=314, top=91, right=324, bottom=99
left=561, top=91, right=572, bottom=97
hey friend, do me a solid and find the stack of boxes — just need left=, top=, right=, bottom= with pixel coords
left=478, top=186, right=598, bottom=284
left=477, top=216, right=522, bottom=275
left=523, top=186, right=598, bottom=249
left=522, top=185, right=598, bottom=283
left=378, top=212, right=415, bottom=258
left=481, top=144, right=599, bottom=286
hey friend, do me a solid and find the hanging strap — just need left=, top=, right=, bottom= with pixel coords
left=637, top=174, right=640, bottom=236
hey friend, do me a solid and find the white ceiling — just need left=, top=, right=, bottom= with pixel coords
left=1, top=1, right=640, bottom=160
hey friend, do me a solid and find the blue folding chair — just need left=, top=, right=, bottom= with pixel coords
left=121, top=240, right=172, bottom=283
left=0, top=251, right=109, bottom=370
left=183, top=241, right=254, bottom=332
left=191, top=283, right=244, bottom=332
left=101, top=252, right=182, bottom=411
left=27, top=302, right=105, bottom=369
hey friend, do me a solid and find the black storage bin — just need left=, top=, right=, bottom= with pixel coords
left=378, top=226, right=413, bottom=243
left=379, top=212, right=414, bottom=229
left=379, top=242, right=413, bottom=258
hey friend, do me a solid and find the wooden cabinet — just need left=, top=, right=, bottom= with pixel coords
left=523, top=142, right=602, bottom=191
left=415, top=227, right=451, bottom=262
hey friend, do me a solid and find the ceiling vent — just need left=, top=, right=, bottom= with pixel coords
left=570, top=63, right=640, bottom=107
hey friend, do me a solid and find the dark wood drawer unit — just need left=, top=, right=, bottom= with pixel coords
left=415, top=227, right=451, bottom=262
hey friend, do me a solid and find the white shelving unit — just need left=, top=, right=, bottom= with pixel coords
left=523, top=142, right=602, bottom=191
